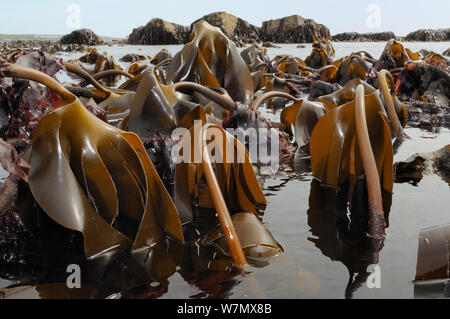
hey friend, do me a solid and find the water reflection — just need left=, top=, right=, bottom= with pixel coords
left=307, top=179, right=392, bottom=298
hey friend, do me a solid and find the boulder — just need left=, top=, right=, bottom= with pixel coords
left=260, top=15, right=330, bottom=43
left=191, top=12, right=260, bottom=43
left=60, top=29, right=101, bottom=45
left=127, top=18, right=189, bottom=45
left=406, top=28, right=450, bottom=42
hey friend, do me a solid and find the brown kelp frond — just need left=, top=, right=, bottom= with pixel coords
left=172, top=82, right=237, bottom=112
left=166, top=21, right=254, bottom=104
left=174, top=123, right=271, bottom=266
left=310, top=87, right=393, bottom=198
left=375, top=40, right=411, bottom=71
left=253, top=91, right=300, bottom=110
left=93, top=53, right=124, bottom=86
left=89, top=69, right=133, bottom=83
left=241, top=44, right=270, bottom=72
left=126, top=70, right=177, bottom=137
left=310, top=85, right=391, bottom=239
left=415, top=223, right=450, bottom=281
left=1, top=63, right=183, bottom=258
left=378, top=70, right=404, bottom=140
left=316, top=78, right=376, bottom=110
left=336, top=54, right=371, bottom=86
left=292, top=101, right=326, bottom=151
left=64, top=61, right=111, bottom=97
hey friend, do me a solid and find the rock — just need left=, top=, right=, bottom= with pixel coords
left=260, top=15, right=330, bottom=43
left=191, top=12, right=260, bottom=44
left=262, top=41, right=280, bottom=48
left=395, top=145, right=450, bottom=183
left=60, top=29, right=101, bottom=45
left=127, top=18, right=189, bottom=45
left=332, top=32, right=396, bottom=42
left=119, top=54, right=146, bottom=63
left=364, top=32, right=396, bottom=41
left=406, top=28, right=450, bottom=42
left=332, top=32, right=361, bottom=42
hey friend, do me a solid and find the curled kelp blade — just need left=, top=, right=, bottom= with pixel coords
left=241, top=44, right=270, bottom=72
left=211, top=212, right=283, bottom=263
left=375, top=40, right=411, bottom=71
left=64, top=62, right=135, bottom=116
left=28, top=102, right=131, bottom=258
left=293, top=100, right=327, bottom=152
left=305, top=46, right=332, bottom=69
left=174, top=124, right=267, bottom=223
left=4, top=64, right=183, bottom=257
left=93, top=53, right=123, bottom=86
left=336, top=54, right=370, bottom=86
left=377, top=70, right=406, bottom=140
left=166, top=21, right=254, bottom=104
left=264, top=75, right=291, bottom=111
left=310, top=90, right=393, bottom=193
left=280, top=100, right=304, bottom=135
left=275, top=55, right=309, bottom=76
left=120, top=132, right=184, bottom=249
left=415, top=224, right=450, bottom=281
left=127, top=69, right=177, bottom=137
left=316, top=78, right=376, bottom=110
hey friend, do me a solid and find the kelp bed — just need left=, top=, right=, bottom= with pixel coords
left=0, top=24, right=450, bottom=299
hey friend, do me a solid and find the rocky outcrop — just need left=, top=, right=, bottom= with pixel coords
left=127, top=13, right=332, bottom=45
left=395, top=145, right=450, bottom=183
left=191, top=12, right=260, bottom=44
left=60, top=29, right=101, bottom=45
left=332, top=31, right=396, bottom=42
left=260, top=15, right=330, bottom=43
left=406, top=28, right=450, bottom=42
left=127, top=18, right=189, bottom=45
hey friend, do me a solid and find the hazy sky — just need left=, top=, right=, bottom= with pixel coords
left=1, top=0, right=449, bottom=38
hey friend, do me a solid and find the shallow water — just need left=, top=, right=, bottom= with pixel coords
left=1, top=42, right=450, bottom=299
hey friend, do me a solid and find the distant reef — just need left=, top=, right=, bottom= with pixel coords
left=405, top=28, right=450, bottom=42
left=332, top=32, right=397, bottom=42
left=127, top=12, right=330, bottom=45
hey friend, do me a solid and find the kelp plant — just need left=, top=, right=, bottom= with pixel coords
left=310, top=84, right=394, bottom=240
left=0, top=63, right=184, bottom=258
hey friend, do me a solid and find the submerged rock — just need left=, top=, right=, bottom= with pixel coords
left=127, top=18, right=189, bottom=45
left=395, top=145, right=450, bottom=183
left=406, top=28, right=450, bottom=42
left=260, top=15, right=330, bottom=43
left=60, top=29, right=101, bottom=45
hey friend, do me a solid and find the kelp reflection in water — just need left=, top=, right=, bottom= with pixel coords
left=307, top=179, right=391, bottom=299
